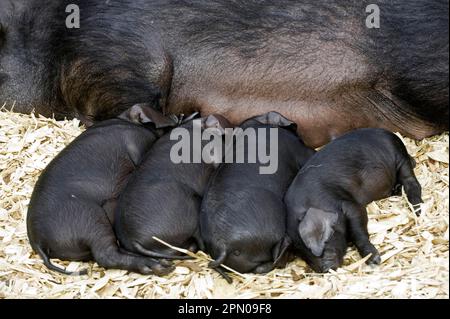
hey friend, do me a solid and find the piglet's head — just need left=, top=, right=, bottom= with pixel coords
left=296, top=208, right=347, bottom=273
left=201, top=114, right=232, bottom=135
left=200, top=114, right=233, bottom=166
left=241, top=111, right=297, bottom=132
left=119, top=103, right=177, bottom=130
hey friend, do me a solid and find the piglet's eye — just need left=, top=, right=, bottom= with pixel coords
left=0, top=23, right=6, bottom=47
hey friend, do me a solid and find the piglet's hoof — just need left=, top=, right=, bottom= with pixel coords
left=159, top=259, right=174, bottom=267
left=136, top=259, right=175, bottom=276
left=412, top=203, right=422, bottom=217
left=151, top=263, right=175, bottom=276
left=365, top=249, right=382, bottom=266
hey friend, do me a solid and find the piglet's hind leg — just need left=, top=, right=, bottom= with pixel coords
left=84, top=204, right=174, bottom=276
left=342, top=202, right=381, bottom=265
left=397, top=160, right=423, bottom=216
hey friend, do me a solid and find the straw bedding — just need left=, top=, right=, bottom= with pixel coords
left=0, top=107, right=448, bottom=299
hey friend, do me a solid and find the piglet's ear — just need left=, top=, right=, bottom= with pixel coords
left=202, top=114, right=233, bottom=135
left=119, top=103, right=176, bottom=128
left=298, top=208, right=338, bottom=257
left=253, top=111, right=297, bottom=131
left=180, top=112, right=201, bottom=123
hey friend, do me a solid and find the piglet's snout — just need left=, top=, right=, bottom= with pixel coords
left=314, top=254, right=341, bottom=273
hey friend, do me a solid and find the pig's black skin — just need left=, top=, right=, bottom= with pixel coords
left=114, top=115, right=228, bottom=260
left=27, top=118, right=174, bottom=276
left=200, top=112, right=316, bottom=282
left=284, top=128, right=423, bottom=273
left=0, top=0, right=448, bottom=148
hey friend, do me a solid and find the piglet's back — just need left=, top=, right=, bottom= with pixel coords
left=306, top=128, right=407, bottom=169
left=27, top=119, right=159, bottom=234
left=286, top=128, right=413, bottom=209
left=32, top=120, right=158, bottom=200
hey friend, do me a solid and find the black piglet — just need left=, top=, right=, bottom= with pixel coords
left=27, top=104, right=176, bottom=276
left=284, top=128, right=423, bottom=273
left=114, top=114, right=232, bottom=259
left=200, top=112, right=316, bottom=282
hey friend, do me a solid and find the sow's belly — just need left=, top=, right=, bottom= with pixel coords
left=166, top=76, right=438, bottom=149
left=165, top=42, right=441, bottom=148
left=167, top=93, right=366, bottom=148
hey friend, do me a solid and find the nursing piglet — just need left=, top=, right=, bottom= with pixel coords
left=115, top=114, right=231, bottom=259
left=200, top=112, right=315, bottom=282
left=284, top=128, right=423, bottom=273
left=27, top=104, right=176, bottom=275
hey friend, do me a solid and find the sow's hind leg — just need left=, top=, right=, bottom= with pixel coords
left=80, top=202, right=174, bottom=276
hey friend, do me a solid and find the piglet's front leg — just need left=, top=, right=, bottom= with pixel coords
left=342, top=202, right=381, bottom=266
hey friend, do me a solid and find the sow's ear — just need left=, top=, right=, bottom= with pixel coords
left=298, top=208, right=338, bottom=257
left=253, top=111, right=297, bottom=132
left=201, top=114, right=233, bottom=135
left=119, top=103, right=176, bottom=128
